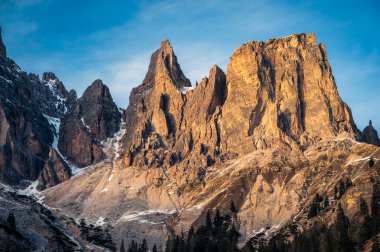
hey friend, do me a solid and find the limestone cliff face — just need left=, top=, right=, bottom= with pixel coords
left=362, top=120, right=380, bottom=146
left=37, top=148, right=72, bottom=190
left=58, top=79, right=121, bottom=167
left=122, top=40, right=227, bottom=180
left=122, top=34, right=360, bottom=174
left=221, top=33, right=360, bottom=154
left=41, top=34, right=379, bottom=249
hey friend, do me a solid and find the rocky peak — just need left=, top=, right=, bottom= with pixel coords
left=78, top=79, right=121, bottom=140
left=41, top=71, right=71, bottom=99
left=58, top=79, right=121, bottom=167
left=82, top=79, right=112, bottom=100
left=221, top=32, right=360, bottom=154
left=142, top=39, right=191, bottom=90
left=42, top=72, right=59, bottom=82
left=0, top=27, right=6, bottom=59
left=362, top=120, right=380, bottom=146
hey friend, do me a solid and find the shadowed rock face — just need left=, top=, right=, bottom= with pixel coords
left=37, top=148, right=72, bottom=190
left=0, top=54, right=73, bottom=184
left=362, top=120, right=380, bottom=146
left=58, top=79, right=121, bottom=167
left=0, top=27, right=6, bottom=59
left=78, top=79, right=121, bottom=140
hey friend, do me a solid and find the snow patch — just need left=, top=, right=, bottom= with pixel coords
left=118, top=209, right=177, bottom=223
left=44, top=114, right=60, bottom=150
left=81, top=117, right=91, bottom=132
left=17, top=180, right=45, bottom=204
left=107, top=169, right=114, bottom=182
left=179, top=86, right=195, bottom=94
left=101, top=121, right=127, bottom=160
left=95, top=217, right=106, bottom=226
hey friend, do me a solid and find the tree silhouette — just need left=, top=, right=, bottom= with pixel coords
left=120, top=239, right=125, bottom=252
left=230, top=201, right=237, bottom=213
left=7, top=211, right=16, bottom=229
left=152, top=244, right=158, bottom=252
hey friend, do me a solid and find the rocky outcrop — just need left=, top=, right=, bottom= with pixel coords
left=0, top=27, right=6, bottom=59
left=0, top=61, right=53, bottom=185
left=37, top=148, right=72, bottom=190
left=220, top=33, right=360, bottom=154
left=362, top=120, right=380, bottom=146
left=0, top=29, right=76, bottom=185
left=78, top=79, right=121, bottom=140
left=58, top=79, right=121, bottom=167
left=122, top=40, right=227, bottom=175
left=42, top=34, right=375, bottom=249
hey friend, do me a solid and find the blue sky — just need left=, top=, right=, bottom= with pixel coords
left=0, top=0, right=379, bottom=130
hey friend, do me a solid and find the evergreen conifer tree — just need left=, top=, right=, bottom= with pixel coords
left=7, top=211, right=15, bottom=229
left=120, top=239, right=126, bottom=252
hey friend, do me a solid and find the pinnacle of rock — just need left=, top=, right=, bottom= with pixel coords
left=142, top=39, right=191, bottom=90
left=362, top=120, right=380, bottom=146
left=82, top=79, right=112, bottom=99
left=0, top=26, right=7, bottom=58
left=42, top=72, right=59, bottom=82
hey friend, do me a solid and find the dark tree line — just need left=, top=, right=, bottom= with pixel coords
left=122, top=238, right=151, bottom=252
left=165, top=201, right=240, bottom=252
left=242, top=180, right=380, bottom=252
left=118, top=178, right=380, bottom=252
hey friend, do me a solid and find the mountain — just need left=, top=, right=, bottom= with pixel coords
left=0, top=27, right=380, bottom=251
left=362, top=120, right=380, bottom=146
left=40, top=33, right=380, bottom=251
left=58, top=79, right=121, bottom=167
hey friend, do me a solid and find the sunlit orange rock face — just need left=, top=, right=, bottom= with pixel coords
left=43, top=33, right=379, bottom=249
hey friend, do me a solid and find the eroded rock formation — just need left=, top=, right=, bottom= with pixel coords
left=58, top=79, right=121, bottom=167
left=362, top=120, right=380, bottom=146
left=42, top=34, right=377, bottom=249
left=37, top=148, right=72, bottom=190
left=221, top=33, right=360, bottom=154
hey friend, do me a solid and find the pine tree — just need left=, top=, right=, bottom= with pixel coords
left=152, top=244, right=158, bottom=252
left=333, top=203, right=353, bottom=252
left=206, top=210, right=212, bottom=230
left=358, top=198, right=372, bottom=245
left=345, top=177, right=352, bottom=189
left=369, top=158, right=375, bottom=168
left=128, top=240, right=138, bottom=252
left=139, top=239, right=148, bottom=252
left=323, top=194, right=329, bottom=209
left=120, top=239, right=126, bottom=252
left=230, top=201, right=237, bottom=213
left=371, top=181, right=380, bottom=233
left=338, top=180, right=345, bottom=198
left=308, top=201, right=319, bottom=218
left=7, top=211, right=15, bottom=229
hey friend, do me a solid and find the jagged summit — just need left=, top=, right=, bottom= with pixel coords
left=221, top=32, right=360, bottom=153
left=82, top=79, right=113, bottom=99
left=362, top=120, right=380, bottom=146
left=0, top=26, right=6, bottom=58
left=42, top=71, right=59, bottom=82
left=142, top=39, right=191, bottom=90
